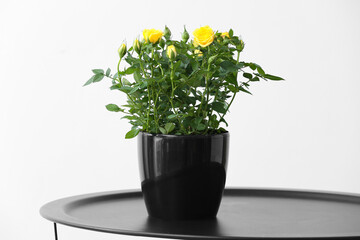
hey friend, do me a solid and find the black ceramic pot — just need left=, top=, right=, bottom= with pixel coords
left=138, top=132, right=229, bottom=220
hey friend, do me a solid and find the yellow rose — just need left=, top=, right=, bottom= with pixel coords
left=166, top=45, right=177, bottom=60
left=194, top=49, right=203, bottom=56
left=221, top=32, right=230, bottom=38
left=193, top=26, right=214, bottom=47
left=143, top=29, right=163, bottom=44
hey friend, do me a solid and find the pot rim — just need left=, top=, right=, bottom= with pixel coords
left=139, top=131, right=229, bottom=138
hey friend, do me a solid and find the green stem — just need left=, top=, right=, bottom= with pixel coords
left=151, top=48, right=155, bottom=77
left=146, top=87, right=151, bottom=132
left=117, top=57, right=123, bottom=86
left=205, top=83, right=220, bottom=133
left=138, top=52, right=152, bottom=132
left=220, top=51, right=241, bottom=122
left=150, top=49, right=159, bottom=133
left=204, top=63, right=211, bottom=116
left=117, top=58, right=137, bottom=108
left=116, top=58, right=146, bottom=124
left=153, top=90, right=159, bottom=133
left=169, top=61, right=185, bottom=132
left=198, top=49, right=211, bottom=118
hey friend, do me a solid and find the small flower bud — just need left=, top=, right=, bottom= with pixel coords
left=182, top=27, right=189, bottom=43
left=164, top=25, right=171, bottom=40
left=166, top=45, right=177, bottom=60
left=118, top=43, right=127, bottom=58
left=194, top=49, right=203, bottom=56
left=221, top=32, right=230, bottom=38
left=237, top=38, right=245, bottom=51
left=133, top=39, right=141, bottom=54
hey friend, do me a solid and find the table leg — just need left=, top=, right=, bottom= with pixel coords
left=53, top=222, right=58, bottom=240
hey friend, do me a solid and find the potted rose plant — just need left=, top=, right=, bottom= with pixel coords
left=84, top=26, right=283, bottom=220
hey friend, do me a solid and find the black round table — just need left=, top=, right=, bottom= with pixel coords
left=40, top=188, right=360, bottom=239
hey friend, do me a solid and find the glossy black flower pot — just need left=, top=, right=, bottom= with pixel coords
left=138, top=132, right=229, bottom=220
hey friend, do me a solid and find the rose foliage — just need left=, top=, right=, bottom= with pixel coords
left=84, top=26, right=283, bottom=138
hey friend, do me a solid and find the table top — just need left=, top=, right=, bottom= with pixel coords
left=40, top=188, right=360, bottom=239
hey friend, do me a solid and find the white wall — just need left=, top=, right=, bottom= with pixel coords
left=1, top=0, right=360, bottom=239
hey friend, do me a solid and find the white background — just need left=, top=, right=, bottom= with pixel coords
left=1, top=0, right=360, bottom=239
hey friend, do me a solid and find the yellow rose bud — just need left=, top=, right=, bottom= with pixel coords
left=143, top=29, right=163, bottom=44
left=194, top=49, right=203, bottom=56
left=133, top=39, right=141, bottom=54
left=118, top=43, right=127, bottom=58
left=221, top=32, right=230, bottom=38
left=193, top=25, right=214, bottom=47
left=166, top=45, right=177, bottom=60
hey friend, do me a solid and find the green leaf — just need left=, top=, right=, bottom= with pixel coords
left=93, top=74, right=104, bottom=83
left=167, top=114, right=177, bottom=119
left=194, top=117, right=202, bottom=127
left=251, top=76, right=260, bottom=82
left=264, top=74, right=284, bottom=80
left=140, top=81, right=148, bottom=88
left=121, top=115, right=137, bottom=120
left=125, top=128, right=140, bottom=139
left=191, top=60, right=199, bottom=71
left=159, top=127, right=167, bottom=134
left=83, top=75, right=95, bottom=86
left=237, top=62, right=245, bottom=69
left=239, top=86, right=252, bottom=95
left=197, top=123, right=206, bottom=131
left=208, top=55, right=217, bottom=64
left=129, top=85, right=139, bottom=94
left=211, top=101, right=227, bottom=114
left=224, top=74, right=237, bottom=85
left=187, top=74, right=202, bottom=87
left=256, top=66, right=265, bottom=76
left=249, top=63, right=256, bottom=71
left=165, top=122, right=175, bottom=133
left=134, top=71, right=141, bottom=82
left=110, top=84, right=121, bottom=90
left=219, top=117, right=228, bottom=127
left=112, top=72, right=119, bottom=81
left=243, top=72, right=252, bottom=80
left=228, top=85, right=239, bottom=93
left=106, top=104, right=122, bottom=112
left=190, top=118, right=199, bottom=130
left=229, top=29, right=234, bottom=37
left=119, top=86, right=133, bottom=93
left=125, top=67, right=136, bottom=75
left=92, top=69, right=104, bottom=74
left=220, top=60, right=238, bottom=72
left=122, top=78, right=131, bottom=86
left=105, top=68, right=111, bottom=77
left=173, top=61, right=181, bottom=71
